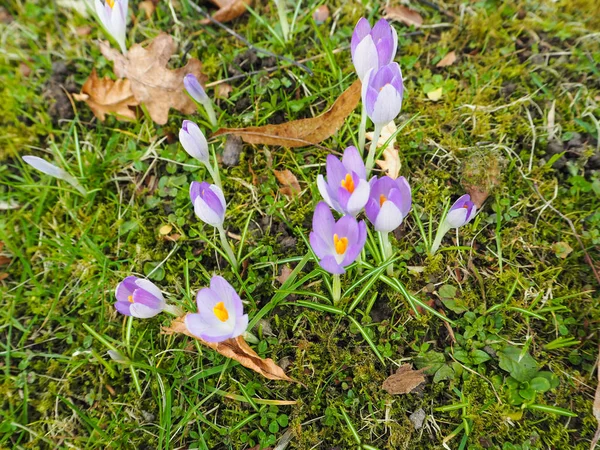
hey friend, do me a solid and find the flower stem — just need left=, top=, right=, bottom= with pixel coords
left=332, top=274, right=341, bottom=305
left=358, top=103, right=367, bottom=156
left=202, top=101, right=218, bottom=128
left=274, top=0, right=290, bottom=42
left=205, top=160, right=222, bottom=191
left=218, top=226, right=238, bottom=271
left=430, top=222, right=450, bottom=255
left=379, top=231, right=394, bottom=276
left=365, top=123, right=383, bottom=177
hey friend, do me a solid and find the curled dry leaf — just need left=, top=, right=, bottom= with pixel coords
left=213, top=80, right=361, bottom=147
left=201, top=0, right=251, bottom=24
left=274, top=169, right=301, bottom=197
left=382, top=364, right=427, bottom=395
left=436, top=51, right=457, bottom=68
left=368, top=122, right=401, bottom=179
left=74, top=69, right=139, bottom=121
left=138, top=0, right=156, bottom=18
left=163, top=317, right=293, bottom=382
left=100, top=33, right=207, bottom=125
left=384, top=5, right=423, bottom=27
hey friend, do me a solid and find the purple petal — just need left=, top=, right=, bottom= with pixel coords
left=201, top=187, right=225, bottom=218
left=189, top=181, right=202, bottom=203
left=365, top=197, right=380, bottom=225
left=342, top=220, right=367, bottom=265
left=231, top=314, right=249, bottom=338
left=319, top=255, right=345, bottom=274
left=371, top=19, right=394, bottom=65
left=115, top=276, right=138, bottom=303
left=345, top=178, right=370, bottom=216
left=312, top=202, right=335, bottom=244
left=317, top=174, right=342, bottom=213
left=310, top=231, right=332, bottom=259
left=195, top=286, right=223, bottom=311
left=333, top=215, right=359, bottom=245
left=325, top=154, right=347, bottom=191
left=184, top=74, right=208, bottom=103
left=445, top=208, right=468, bottom=228
left=210, top=275, right=243, bottom=317
left=342, top=146, right=366, bottom=180
left=374, top=200, right=403, bottom=232
left=450, top=194, right=471, bottom=211
left=185, top=313, right=233, bottom=343
left=115, top=301, right=132, bottom=316
left=365, top=86, right=379, bottom=117
left=130, top=302, right=162, bottom=318
left=394, top=176, right=412, bottom=216
left=132, top=288, right=164, bottom=310
left=351, top=18, right=372, bottom=54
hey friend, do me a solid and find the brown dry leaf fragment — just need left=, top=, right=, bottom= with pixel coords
left=201, top=0, right=252, bottom=24
left=368, top=122, right=401, bottom=179
left=384, top=5, right=423, bottom=27
left=74, top=69, right=139, bottom=121
left=274, top=169, right=301, bottom=197
left=213, top=80, right=361, bottom=147
left=436, top=51, right=457, bottom=67
left=277, top=265, right=293, bottom=285
left=163, top=317, right=293, bottom=382
left=139, top=0, right=156, bottom=18
left=215, top=82, right=233, bottom=99
left=0, top=273, right=8, bottom=281
left=76, top=25, right=92, bottom=36
left=382, top=364, right=426, bottom=395
left=99, top=33, right=207, bottom=125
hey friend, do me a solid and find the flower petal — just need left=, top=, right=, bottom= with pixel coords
left=352, top=35, right=379, bottom=80
left=210, top=276, right=243, bottom=317
left=345, top=178, right=370, bottom=216
left=115, top=301, right=132, bottom=316
left=342, top=146, right=366, bottom=180
left=231, top=314, right=249, bottom=339
left=130, top=302, right=162, bottom=318
left=319, top=255, right=345, bottom=274
left=115, top=276, right=138, bottom=303
left=374, top=200, right=403, bottom=232
left=134, top=278, right=165, bottom=303
left=312, top=202, right=335, bottom=244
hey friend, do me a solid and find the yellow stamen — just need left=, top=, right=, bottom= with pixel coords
left=128, top=295, right=134, bottom=303
left=333, top=233, right=348, bottom=255
left=379, top=194, right=387, bottom=207
left=106, top=0, right=115, bottom=8
left=340, top=173, right=355, bottom=194
left=379, top=83, right=390, bottom=92
left=213, top=302, right=229, bottom=322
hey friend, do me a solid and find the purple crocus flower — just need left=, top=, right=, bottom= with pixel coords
left=445, top=194, right=477, bottom=228
left=351, top=18, right=398, bottom=81
left=309, top=202, right=367, bottom=274
left=365, top=176, right=412, bottom=232
left=190, top=181, right=226, bottom=227
left=185, top=275, right=249, bottom=343
left=362, top=63, right=404, bottom=126
left=183, top=74, right=209, bottom=105
left=179, top=120, right=209, bottom=164
left=316, top=146, right=370, bottom=217
left=114, top=276, right=165, bottom=318
left=95, top=0, right=128, bottom=54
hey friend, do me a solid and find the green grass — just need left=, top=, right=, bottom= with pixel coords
left=1, top=0, right=600, bottom=448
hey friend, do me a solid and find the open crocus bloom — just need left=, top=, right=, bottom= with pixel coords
left=190, top=181, right=226, bottom=227
left=362, top=63, right=404, bottom=126
left=309, top=202, right=367, bottom=274
left=180, top=120, right=209, bottom=164
left=317, top=146, right=370, bottom=217
left=445, top=194, right=477, bottom=228
left=185, top=276, right=249, bottom=343
left=351, top=18, right=398, bottom=81
left=365, top=176, right=412, bottom=232
left=115, top=276, right=166, bottom=318
left=95, top=0, right=128, bottom=54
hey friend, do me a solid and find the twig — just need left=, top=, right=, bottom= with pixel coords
left=187, top=0, right=313, bottom=75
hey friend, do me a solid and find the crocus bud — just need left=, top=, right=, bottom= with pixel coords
left=190, top=181, right=226, bottom=227
left=95, top=0, right=128, bottom=54
left=365, top=176, right=412, bottom=232
left=445, top=194, right=477, bottom=228
left=185, top=275, right=249, bottom=343
left=316, top=146, right=370, bottom=217
left=179, top=120, right=209, bottom=164
left=351, top=18, right=398, bottom=81
left=23, top=155, right=86, bottom=195
left=114, top=276, right=166, bottom=318
left=362, top=63, right=404, bottom=126
left=183, top=74, right=209, bottom=105
left=309, top=202, right=367, bottom=274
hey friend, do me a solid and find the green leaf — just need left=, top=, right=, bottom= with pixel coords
left=433, top=364, right=455, bottom=383
left=498, top=346, right=538, bottom=382
left=518, top=387, right=536, bottom=401
left=532, top=372, right=558, bottom=390
left=471, top=350, right=491, bottom=365
left=414, top=351, right=445, bottom=374
left=439, top=284, right=457, bottom=298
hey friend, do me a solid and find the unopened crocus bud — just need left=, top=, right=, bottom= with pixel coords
left=185, top=275, right=249, bottom=343
left=95, top=0, right=128, bottom=54
left=365, top=176, right=412, bottom=232
left=114, top=276, right=166, bottom=318
left=184, top=74, right=209, bottom=105
left=445, top=194, right=477, bottom=228
left=362, top=63, right=404, bottom=126
left=190, top=181, right=226, bottom=227
left=179, top=120, right=209, bottom=164
left=351, top=18, right=398, bottom=81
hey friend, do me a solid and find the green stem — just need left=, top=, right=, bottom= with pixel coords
left=205, top=161, right=222, bottom=191
left=358, top=102, right=367, bottom=156
left=202, top=101, right=218, bottom=128
left=430, top=222, right=451, bottom=255
left=275, top=0, right=290, bottom=42
left=379, top=231, right=394, bottom=276
left=218, top=226, right=238, bottom=271
left=332, top=274, right=341, bottom=305
left=365, top=123, right=383, bottom=177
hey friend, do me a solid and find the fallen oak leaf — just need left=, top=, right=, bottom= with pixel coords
left=74, top=69, right=139, bottom=121
left=100, top=33, right=207, bottom=125
left=213, top=80, right=361, bottom=147
left=382, top=364, right=427, bottom=395
left=436, top=51, right=457, bottom=68
left=367, top=122, right=401, bottom=179
left=274, top=169, right=301, bottom=197
left=163, top=317, right=294, bottom=382
left=201, top=0, right=251, bottom=24
left=384, top=5, right=423, bottom=27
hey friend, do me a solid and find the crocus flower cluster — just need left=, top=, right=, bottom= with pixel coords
left=115, top=276, right=166, bottom=318
left=351, top=18, right=398, bottom=81
left=430, top=194, right=477, bottom=255
left=95, top=0, right=128, bottom=54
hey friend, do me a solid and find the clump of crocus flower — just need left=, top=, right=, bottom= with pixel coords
left=183, top=74, right=218, bottom=128
left=185, top=275, right=248, bottom=343
left=23, top=155, right=87, bottom=195
left=114, top=276, right=166, bottom=318
left=95, top=0, right=128, bottom=54
left=430, top=194, right=477, bottom=254
left=317, top=146, right=370, bottom=217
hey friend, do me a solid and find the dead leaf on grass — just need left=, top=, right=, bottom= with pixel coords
left=213, top=80, right=361, bottom=147
left=277, top=265, right=293, bottom=285
left=163, top=317, right=293, bottom=382
left=215, top=82, right=233, bottom=99
left=274, top=169, right=301, bottom=197
left=367, top=122, right=401, bottom=179
left=384, top=5, right=423, bottom=27
left=74, top=69, right=139, bottom=121
left=138, top=0, right=156, bottom=18
left=201, top=0, right=252, bottom=24
left=436, top=51, right=457, bottom=67
left=382, top=364, right=426, bottom=395
left=100, top=33, right=207, bottom=124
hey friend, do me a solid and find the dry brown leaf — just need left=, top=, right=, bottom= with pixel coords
left=312, top=5, right=330, bottom=24
left=382, top=364, right=426, bottom=395
left=436, top=51, right=457, bottom=67
left=74, top=69, right=139, bottom=121
left=163, top=317, right=293, bottom=382
left=274, top=169, right=301, bottom=197
left=138, top=0, right=156, bottom=18
left=215, top=82, right=233, bottom=99
left=100, top=33, right=207, bottom=125
left=384, top=5, right=423, bottom=27
left=592, top=342, right=600, bottom=450
left=0, top=273, right=8, bottom=281
left=201, top=0, right=251, bottom=24
left=277, top=265, right=293, bottom=285
left=368, top=122, right=401, bottom=179
left=76, top=25, right=92, bottom=36
left=213, top=80, right=361, bottom=147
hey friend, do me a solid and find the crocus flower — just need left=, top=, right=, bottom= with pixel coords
left=114, top=276, right=165, bottom=318
left=190, top=181, right=226, bottom=227
left=184, top=74, right=209, bottom=105
left=309, top=202, right=367, bottom=274
left=185, top=276, right=249, bottom=343
left=445, top=194, right=477, bottom=228
left=351, top=18, right=398, bottom=81
left=95, top=0, right=128, bottom=54
left=316, top=146, right=370, bottom=217
left=179, top=120, right=209, bottom=164
left=362, top=63, right=404, bottom=126
left=365, top=176, right=412, bottom=232
left=23, top=155, right=86, bottom=195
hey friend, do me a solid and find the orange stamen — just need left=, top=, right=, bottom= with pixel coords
left=340, top=173, right=355, bottom=194
left=106, top=0, right=115, bottom=8
left=213, top=302, right=229, bottom=322
left=128, top=295, right=134, bottom=303
left=379, top=194, right=387, bottom=206
left=333, top=233, right=348, bottom=255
